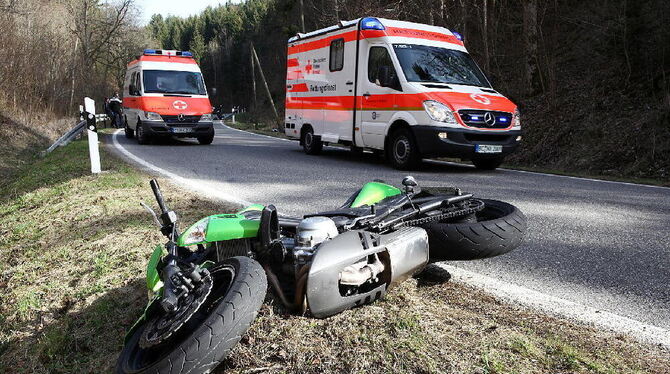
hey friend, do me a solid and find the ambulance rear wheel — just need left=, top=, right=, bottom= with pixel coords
left=302, top=126, right=322, bottom=155
left=388, top=128, right=422, bottom=170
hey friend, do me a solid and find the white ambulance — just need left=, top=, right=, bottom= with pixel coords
left=284, top=17, right=521, bottom=170
left=122, top=49, right=215, bottom=145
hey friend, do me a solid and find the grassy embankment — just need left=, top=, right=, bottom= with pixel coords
left=0, top=130, right=669, bottom=372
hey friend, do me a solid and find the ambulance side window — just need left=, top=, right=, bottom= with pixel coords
left=129, top=72, right=140, bottom=96
left=368, top=47, right=401, bottom=91
left=134, top=72, right=142, bottom=95
left=329, top=38, right=344, bottom=72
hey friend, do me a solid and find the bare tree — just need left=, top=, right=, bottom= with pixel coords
left=523, top=0, right=540, bottom=95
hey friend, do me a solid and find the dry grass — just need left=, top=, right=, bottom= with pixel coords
left=0, top=136, right=669, bottom=373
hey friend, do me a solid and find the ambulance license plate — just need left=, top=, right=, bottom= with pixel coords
left=171, top=127, right=192, bottom=133
left=475, top=144, right=502, bottom=153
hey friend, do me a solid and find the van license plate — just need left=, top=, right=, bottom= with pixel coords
left=171, top=127, right=192, bottom=133
left=475, top=144, right=502, bottom=153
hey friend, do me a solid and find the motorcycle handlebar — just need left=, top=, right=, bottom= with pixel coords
left=150, top=179, right=169, bottom=215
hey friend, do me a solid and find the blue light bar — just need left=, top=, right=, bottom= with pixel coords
left=179, top=51, right=193, bottom=57
left=452, top=31, right=464, bottom=41
left=499, top=117, right=508, bottom=122
left=471, top=116, right=480, bottom=120
left=361, top=17, right=385, bottom=30
left=144, top=49, right=159, bottom=55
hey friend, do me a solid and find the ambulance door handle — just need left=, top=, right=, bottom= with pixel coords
left=346, top=81, right=354, bottom=85
left=363, top=92, right=371, bottom=97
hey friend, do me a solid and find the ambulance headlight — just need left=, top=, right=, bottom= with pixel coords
left=199, top=114, right=213, bottom=122
left=145, top=111, right=162, bottom=121
left=513, top=109, right=521, bottom=128
left=423, top=101, right=457, bottom=125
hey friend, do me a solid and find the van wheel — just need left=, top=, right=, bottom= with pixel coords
left=472, top=158, right=503, bottom=170
left=124, top=117, right=134, bottom=139
left=136, top=121, right=151, bottom=145
left=302, top=127, right=322, bottom=155
left=388, top=128, right=421, bottom=170
left=198, top=134, right=214, bottom=145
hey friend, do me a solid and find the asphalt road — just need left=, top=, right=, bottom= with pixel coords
left=111, top=123, right=670, bottom=331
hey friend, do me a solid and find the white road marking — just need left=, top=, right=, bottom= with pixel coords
left=111, top=129, right=252, bottom=206
left=111, top=126, right=670, bottom=349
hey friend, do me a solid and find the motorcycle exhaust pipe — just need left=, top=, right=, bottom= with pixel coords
left=305, top=227, right=429, bottom=318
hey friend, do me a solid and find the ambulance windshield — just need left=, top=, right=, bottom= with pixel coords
left=393, top=44, right=490, bottom=88
left=143, top=70, right=207, bottom=95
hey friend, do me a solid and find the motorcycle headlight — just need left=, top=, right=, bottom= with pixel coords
left=513, top=109, right=521, bottom=128
left=199, top=113, right=213, bottom=122
left=145, top=111, right=162, bottom=121
left=423, top=100, right=457, bottom=125
left=181, top=217, right=209, bottom=246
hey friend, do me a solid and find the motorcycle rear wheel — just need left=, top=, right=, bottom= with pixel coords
left=116, top=256, right=267, bottom=374
left=422, top=199, right=526, bottom=261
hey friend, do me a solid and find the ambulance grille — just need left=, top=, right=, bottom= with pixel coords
left=458, top=110, right=512, bottom=129
left=161, top=115, right=202, bottom=124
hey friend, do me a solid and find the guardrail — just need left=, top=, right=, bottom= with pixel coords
left=44, top=110, right=108, bottom=155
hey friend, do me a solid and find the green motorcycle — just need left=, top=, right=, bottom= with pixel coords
left=116, top=177, right=526, bottom=373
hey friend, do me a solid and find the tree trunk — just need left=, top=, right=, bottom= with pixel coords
left=299, top=0, right=306, bottom=33
left=523, top=0, right=540, bottom=95
left=69, top=38, right=79, bottom=113
left=251, top=43, right=281, bottom=128
left=250, top=44, right=256, bottom=111
left=482, top=0, right=490, bottom=72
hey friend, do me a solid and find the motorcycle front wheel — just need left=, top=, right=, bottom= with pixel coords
left=116, top=256, right=267, bottom=374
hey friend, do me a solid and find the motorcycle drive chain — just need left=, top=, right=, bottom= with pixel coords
left=393, top=199, right=485, bottom=229
left=139, top=274, right=213, bottom=348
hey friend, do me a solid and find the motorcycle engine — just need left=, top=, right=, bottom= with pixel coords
left=291, top=216, right=338, bottom=264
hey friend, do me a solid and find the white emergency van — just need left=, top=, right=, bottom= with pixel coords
left=284, top=17, right=521, bottom=170
left=122, top=49, right=215, bottom=145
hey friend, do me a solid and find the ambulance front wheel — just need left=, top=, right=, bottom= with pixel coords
left=136, top=120, right=152, bottom=145
left=302, top=126, right=322, bottom=155
left=198, top=133, right=214, bottom=145
left=388, top=128, right=422, bottom=170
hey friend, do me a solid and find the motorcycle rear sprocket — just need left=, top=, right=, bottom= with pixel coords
left=394, top=199, right=485, bottom=229
left=139, top=275, right=213, bottom=348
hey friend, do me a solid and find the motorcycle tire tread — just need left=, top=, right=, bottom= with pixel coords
left=422, top=199, right=526, bottom=261
left=116, top=256, right=267, bottom=374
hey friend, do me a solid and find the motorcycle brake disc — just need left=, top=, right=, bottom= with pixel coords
left=139, top=275, right=213, bottom=348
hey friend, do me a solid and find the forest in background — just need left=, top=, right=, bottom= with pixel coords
left=1, top=0, right=669, bottom=181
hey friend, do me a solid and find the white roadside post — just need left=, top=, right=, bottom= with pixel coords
left=84, top=97, right=101, bottom=174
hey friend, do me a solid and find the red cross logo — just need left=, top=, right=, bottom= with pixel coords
left=305, top=60, right=313, bottom=74
left=470, top=94, right=491, bottom=105
left=173, top=100, right=188, bottom=110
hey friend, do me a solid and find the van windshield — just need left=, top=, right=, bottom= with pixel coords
left=392, top=44, right=490, bottom=87
left=143, top=70, right=206, bottom=95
